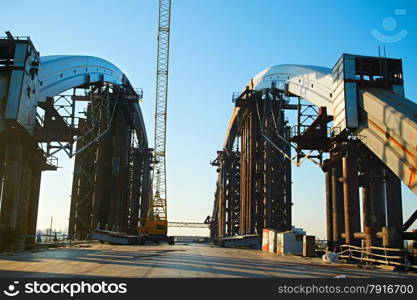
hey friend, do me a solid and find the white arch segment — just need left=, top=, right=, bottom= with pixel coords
left=38, top=55, right=125, bottom=102
left=223, top=64, right=334, bottom=148
left=248, top=64, right=334, bottom=112
left=36, top=55, right=147, bottom=143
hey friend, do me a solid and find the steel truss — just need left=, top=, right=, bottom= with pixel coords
left=211, top=88, right=293, bottom=238
left=152, top=0, right=172, bottom=222
left=62, top=85, right=150, bottom=239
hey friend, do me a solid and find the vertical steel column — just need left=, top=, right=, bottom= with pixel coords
left=139, top=149, right=152, bottom=227
left=231, top=152, right=241, bottom=235
left=264, top=118, right=272, bottom=229
left=249, top=112, right=255, bottom=234
left=68, top=126, right=82, bottom=239
left=91, top=90, right=112, bottom=230
left=109, top=112, right=123, bottom=230
left=109, top=110, right=131, bottom=232
left=240, top=117, right=248, bottom=235
left=128, top=148, right=143, bottom=234
left=284, top=126, right=292, bottom=231
left=218, top=158, right=226, bottom=237
left=92, top=131, right=114, bottom=230
left=331, top=160, right=344, bottom=248
left=210, top=180, right=220, bottom=239
left=68, top=114, right=97, bottom=239
left=225, top=155, right=232, bottom=236
left=0, top=139, right=23, bottom=251
left=385, top=167, right=403, bottom=248
left=325, top=167, right=334, bottom=250
left=119, top=123, right=131, bottom=232
left=342, top=152, right=361, bottom=246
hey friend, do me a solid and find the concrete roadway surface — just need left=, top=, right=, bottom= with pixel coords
left=0, top=243, right=416, bottom=278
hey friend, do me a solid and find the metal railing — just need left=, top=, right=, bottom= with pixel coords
left=338, top=244, right=416, bottom=270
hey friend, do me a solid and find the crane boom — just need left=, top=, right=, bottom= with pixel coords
left=151, top=0, right=171, bottom=223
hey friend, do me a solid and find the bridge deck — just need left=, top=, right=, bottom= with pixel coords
left=0, top=243, right=415, bottom=278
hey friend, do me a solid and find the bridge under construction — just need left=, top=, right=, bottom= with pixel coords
left=1, top=31, right=417, bottom=276
left=210, top=54, right=417, bottom=268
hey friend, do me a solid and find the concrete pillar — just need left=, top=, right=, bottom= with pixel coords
left=14, top=157, right=33, bottom=250
left=342, top=153, right=361, bottom=246
left=370, top=177, right=386, bottom=247
left=0, top=139, right=23, bottom=252
left=331, top=161, right=344, bottom=248
left=325, top=168, right=334, bottom=250
left=385, top=167, right=403, bottom=249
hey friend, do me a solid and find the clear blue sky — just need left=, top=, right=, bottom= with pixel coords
left=2, top=0, right=416, bottom=238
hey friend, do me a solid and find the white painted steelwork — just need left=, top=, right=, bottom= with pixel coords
left=38, top=55, right=125, bottom=102
left=358, top=88, right=417, bottom=194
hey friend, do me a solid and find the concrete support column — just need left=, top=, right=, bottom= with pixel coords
left=385, top=167, right=403, bottom=249
left=14, top=156, right=33, bottom=250
left=325, top=168, right=334, bottom=250
left=331, top=160, right=344, bottom=249
left=342, top=153, right=361, bottom=246
left=0, top=139, right=23, bottom=252
left=370, top=177, right=386, bottom=247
